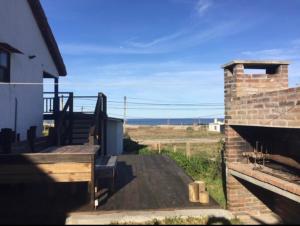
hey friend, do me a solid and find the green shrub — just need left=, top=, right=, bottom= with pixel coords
left=186, top=127, right=194, bottom=132
left=139, top=141, right=226, bottom=208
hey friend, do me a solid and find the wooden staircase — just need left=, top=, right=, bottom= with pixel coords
left=43, top=92, right=108, bottom=154
left=72, top=113, right=93, bottom=145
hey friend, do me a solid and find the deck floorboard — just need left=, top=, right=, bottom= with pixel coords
left=93, top=154, right=220, bottom=211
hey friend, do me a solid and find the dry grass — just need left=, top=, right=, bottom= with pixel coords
left=126, top=126, right=223, bottom=140
left=110, top=216, right=241, bottom=225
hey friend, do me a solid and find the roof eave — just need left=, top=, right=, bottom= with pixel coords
left=27, top=0, right=67, bottom=76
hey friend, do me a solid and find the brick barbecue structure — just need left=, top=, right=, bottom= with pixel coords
left=223, top=60, right=300, bottom=223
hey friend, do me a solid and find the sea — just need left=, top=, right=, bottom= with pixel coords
left=126, top=118, right=223, bottom=126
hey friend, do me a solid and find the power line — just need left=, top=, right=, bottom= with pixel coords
left=108, top=100, right=223, bottom=106
left=108, top=113, right=224, bottom=119
left=109, top=107, right=224, bottom=110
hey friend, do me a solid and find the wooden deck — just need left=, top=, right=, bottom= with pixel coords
left=92, top=154, right=219, bottom=211
left=0, top=154, right=220, bottom=224
left=0, top=145, right=98, bottom=184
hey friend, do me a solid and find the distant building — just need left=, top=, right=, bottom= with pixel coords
left=208, top=118, right=224, bottom=133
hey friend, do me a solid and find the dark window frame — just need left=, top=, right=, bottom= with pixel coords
left=0, top=50, right=11, bottom=83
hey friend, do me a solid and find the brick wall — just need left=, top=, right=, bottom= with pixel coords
left=223, top=61, right=300, bottom=221
left=226, top=174, right=272, bottom=216
left=228, top=87, right=300, bottom=128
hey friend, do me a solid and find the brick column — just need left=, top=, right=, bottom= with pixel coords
left=223, top=62, right=273, bottom=218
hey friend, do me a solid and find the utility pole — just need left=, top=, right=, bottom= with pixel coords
left=124, top=96, right=127, bottom=132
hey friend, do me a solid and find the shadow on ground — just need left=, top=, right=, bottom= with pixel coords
left=123, top=136, right=147, bottom=154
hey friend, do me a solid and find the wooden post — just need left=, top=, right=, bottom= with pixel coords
left=90, top=155, right=96, bottom=208
left=54, top=77, right=59, bottom=125
left=158, top=142, right=161, bottom=154
left=195, top=180, right=206, bottom=192
left=188, top=182, right=199, bottom=202
left=186, top=142, right=191, bottom=157
left=173, top=145, right=177, bottom=153
left=0, top=128, right=13, bottom=154
left=199, top=191, right=209, bottom=204
left=61, top=94, right=64, bottom=109
left=27, top=126, right=37, bottom=153
left=123, top=96, right=127, bottom=134
left=69, top=93, right=74, bottom=145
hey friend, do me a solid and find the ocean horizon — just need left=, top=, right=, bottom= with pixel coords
left=126, top=118, right=224, bottom=126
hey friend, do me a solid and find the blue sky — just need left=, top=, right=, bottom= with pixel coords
left=42, top=0, right=300, bottom=119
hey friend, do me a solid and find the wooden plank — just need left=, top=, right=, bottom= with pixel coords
left=90, top=153, right=95, bottom=206
left=0, top=153, right=94, bottom=164
left=0, top=163, right=92, bottom=174
left=50, top=172, right=91, bottom=182
left=0, top=172, right=92, bottom=183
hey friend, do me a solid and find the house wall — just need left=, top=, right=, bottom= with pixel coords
left=106, top=118, right=124, bottom=155
left=0, top=0, right=59, bottom=140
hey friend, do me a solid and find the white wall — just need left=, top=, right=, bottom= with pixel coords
left=208, top=123, right=225, bottom=133
left=106, top=118, right=123, bottom=155
left=0, top=0, right=59, bottom=140
left=208, top=124, right=221, bottom=132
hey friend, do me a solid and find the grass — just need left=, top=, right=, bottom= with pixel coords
left=159, top=142, right=221, bottom=159
left=139, top=140, right=226, bottom=209
left=125, top=126, right=223, bottom=140
left=111, top=216, right=241, bottom=225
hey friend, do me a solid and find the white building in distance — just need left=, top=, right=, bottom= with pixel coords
left=208, top=118, right=225, bottom=133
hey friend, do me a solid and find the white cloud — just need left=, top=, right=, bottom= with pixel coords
left=60, top=20, right=244, bottom=56
left=241, top=46, right=300, bottom=61
left=58, top=61, right=224, bottom=102
left=196, top=0, right=213, bottom=16
left=240, top=40, right=300, bottom=87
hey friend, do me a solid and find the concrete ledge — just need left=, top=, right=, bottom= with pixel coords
left=222, top=60, right=290, bottom=69
left=230, top=169, right=300, bottom=203
left=66, top=209, right=234, bottom=225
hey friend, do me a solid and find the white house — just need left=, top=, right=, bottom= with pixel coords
left=0, top=0, right=66, bottom=140
left=208, top=118, right=225, bottom=133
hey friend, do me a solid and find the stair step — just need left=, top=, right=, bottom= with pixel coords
left=72, top=138, right=89, bottom=145
left=73, top=127, right=90, bottom=133
left=72, top=133, right=89, bottom=139
left=73, top=119, right=92, bottom=124
left=73, top=114, right=94, bottom=120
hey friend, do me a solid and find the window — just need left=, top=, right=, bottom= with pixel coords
left=0, top=51, right=10, bottom=82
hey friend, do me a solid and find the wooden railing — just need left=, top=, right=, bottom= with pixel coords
left=93, top=93, right=107, bottom=155
left=43, top=92, right=71, bottom=115
left=43, top=92, right=108, bottom=149
left=56, top=92, right=73, bottom=145
left=43, top=92, right=73, bottom=145
left=54, top=93, right=73, bottom=145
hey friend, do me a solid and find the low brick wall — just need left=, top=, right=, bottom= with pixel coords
left=229, top=163, right=300, bottom=196
left=227, top=87, right=300, bottom=128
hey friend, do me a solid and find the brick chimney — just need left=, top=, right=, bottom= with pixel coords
left=223, top=60, right=290, bottom=163
left=223, top=60, right=289, bottom=102
left=221, top=60, right=296, bottom=220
